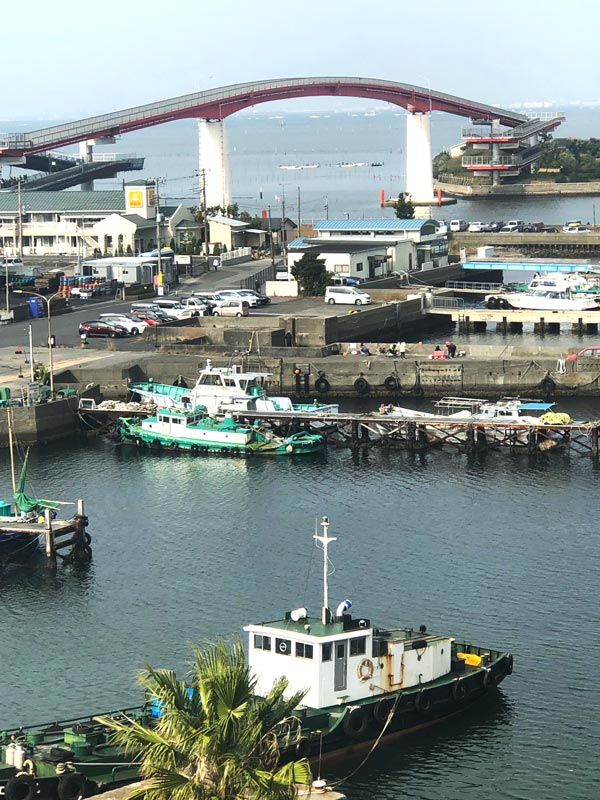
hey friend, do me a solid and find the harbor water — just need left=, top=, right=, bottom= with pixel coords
left=1, top=420, right=599, bottom=799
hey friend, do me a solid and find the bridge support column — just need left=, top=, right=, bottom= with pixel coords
left=198, top=120, right=230, bottom=209
left=79, top=141, right=94, bottom=191
left=406, top=112, right=435, bottom=218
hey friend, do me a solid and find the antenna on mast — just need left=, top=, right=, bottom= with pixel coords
left=314, top=516, right=336, bottom=625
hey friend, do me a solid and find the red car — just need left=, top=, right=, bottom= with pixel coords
left=79, top=320, right=129, bottom=338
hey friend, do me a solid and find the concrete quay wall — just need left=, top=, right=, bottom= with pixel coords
left=0, top=395, right=82, bottom=448
left=53, top=346, right=600, bottom=403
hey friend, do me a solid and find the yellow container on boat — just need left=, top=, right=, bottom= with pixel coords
left=457, top=652, right=483, bottom=667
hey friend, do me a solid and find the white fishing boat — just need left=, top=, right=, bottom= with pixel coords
left=129, top=360, right=340, bottom=416
left=485, top=274, right=600, bottom=311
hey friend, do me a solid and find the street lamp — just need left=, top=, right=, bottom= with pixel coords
left=14, top=289, right=59, bottom=397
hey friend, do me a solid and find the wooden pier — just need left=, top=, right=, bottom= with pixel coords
left=0, top=500, right=92, bottom=567
left=234, top=410, right=600, bottom=460
left=428, top=307, right=600, bottom=335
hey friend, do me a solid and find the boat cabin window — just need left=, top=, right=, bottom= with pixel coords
left=295, top=642, right=313, bottom=659
left=199, top=374, right=223, bottom=386
left=349, top=637, right=367, bottom=656
left=322, top=643, right=332, bottom=662
left=254, top=634, right=271, bottom=651
left=275, top=637, right=291, bottom=655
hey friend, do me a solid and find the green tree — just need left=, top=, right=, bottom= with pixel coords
left=291, top=252, right=331, bottom=296
left=393, top=192, right=415, bottom=219
left=99, top=640, right=311, bottom=800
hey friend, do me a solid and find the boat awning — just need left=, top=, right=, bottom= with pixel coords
left=519, top=402, right=554, bottom=410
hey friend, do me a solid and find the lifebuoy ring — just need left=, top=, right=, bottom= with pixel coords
left=354, top=377, right=369, bottom=394
left=384, top=375, right=399, bottom=391
left=5, top=776, right=38, bottom=800
left=57, top=772, right=87, bottom=800
left=414, top=690, right=432, bottom=714
left=503, top=654, right=514, bottom=675
left=342, top=706, right=370, bottom=739
left=190, top=444, right=199, bottom=455
left=373, top=698, right=394, bottom=724
left=295, top=737, right=312, bottom=759
left=314, top=376, right=331, bottom=394
left=357, top=658, right=374, bottom=681
left=452, top=680, right=468, bottom=704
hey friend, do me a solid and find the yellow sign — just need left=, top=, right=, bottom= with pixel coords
left=128, top=190, right=143, bottom=208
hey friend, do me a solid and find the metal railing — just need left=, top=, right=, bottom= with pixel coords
left=222, top=247, right=252, bottom=262
left=446, top=281, right=503, bottom=291
left=431, top=296, right=465, bottom=309
left=462, top=155, right=517, bottom=167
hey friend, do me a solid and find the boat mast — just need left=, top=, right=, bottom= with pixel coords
left=314, top=516, right=336, bottom=624
left=7, top=406, right=17, bottom=495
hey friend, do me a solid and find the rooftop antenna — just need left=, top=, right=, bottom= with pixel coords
left=314, top=516, right=336, bottom=624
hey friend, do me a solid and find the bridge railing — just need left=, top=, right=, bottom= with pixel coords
left=431, top=296, right=465, bottom=310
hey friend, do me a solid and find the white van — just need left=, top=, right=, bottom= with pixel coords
left=212, top=300, right=250, bottom=317
left=450, top=220, right=467, bottom=232
left=152, top=298, right=190, bottom=319
left=325, top=286, right=371, bottom=305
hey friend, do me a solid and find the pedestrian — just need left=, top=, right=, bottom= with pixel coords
left=213, top=257, right=219, bottom=272
left=446, top=340, right=457, bottom=359
left=399, top=341, right=406, bottom=359
left=359, top=342, right=371, bottom=355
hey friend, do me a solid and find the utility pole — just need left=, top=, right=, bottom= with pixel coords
left=297, top=185, right=301, bottom=240
left=268, top=205, right=275, bottom=268
left=324, top=196, right=329, bottom=220
left=280, top=187, right=287, bottom=264
left=17, top=178, right=23, bottom=260
left=200, top=168, right=210, bottom=258
left=155, top=178, right=162, bottom=287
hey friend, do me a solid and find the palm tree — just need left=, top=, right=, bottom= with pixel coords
left=99, top=639, right=312, bottom=800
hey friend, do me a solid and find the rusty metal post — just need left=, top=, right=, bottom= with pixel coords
left=351, top=419, right=359, bottom=447
left=592, top=426, right=599, bottom=461
left=466, top=423, right=475, bottom=453
left=528, top=427, right=537, bottom=455
left=502, top=316, right=507, bottom=335
left=407, top=421, right=416, bottom=451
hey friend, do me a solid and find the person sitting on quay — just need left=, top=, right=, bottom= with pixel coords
left=446, top=340, right=457, bottom=359
left=431, top=345, right=446, bottom=360
left=359, top=342, right=371, bottom=355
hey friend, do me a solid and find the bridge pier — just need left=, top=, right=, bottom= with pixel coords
left=406, top=112, right=435, bottom=216
left=198, top=120, right=231, bottom=209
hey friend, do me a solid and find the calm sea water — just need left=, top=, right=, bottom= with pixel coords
left=1, top=107, right=600, bottom=799
left=1, top=424, right=599, bottom=799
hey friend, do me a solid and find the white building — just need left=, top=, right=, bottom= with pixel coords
left=0, top=181, right=201, bottom=259
left=287, top=218, right=448, bottom=280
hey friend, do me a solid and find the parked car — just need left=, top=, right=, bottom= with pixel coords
left=133, top=310, right=177, bottom=325
left=541, top=226, right=559, bottom=233
left=179, top=296, right=215, bottom=314
left=488, top=221, right=505, bottom=232
left=215, top=289, right=261, bottom=307
left=450, top=219, right=467, bottom=232
left=499, top=224, right=520, bottom=233
left=79, top=320, right=129, bottom=338
left=467, top=221, right=488, bottom=232
left=330, top=274, right=362, bottom=286
left=275, top=267, right=292, bottom=280
left=211, top=300, right=250, bottom=317
left=564, top=225, right=590, bottom=233
left=237, top=289, right=270, bottom=305
left=434, top=220, right=449, bottom=234
left=152, top=299, right=192, bottom=318
left=324, top=286, right=371, bottom=305
left=99, top=314, right=149, bottom=334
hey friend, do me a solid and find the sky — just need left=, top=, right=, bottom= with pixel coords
left=2, top=0, right=600, bottom=121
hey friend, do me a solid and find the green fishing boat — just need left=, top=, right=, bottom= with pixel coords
left=117, top=407, right=324, bottom=456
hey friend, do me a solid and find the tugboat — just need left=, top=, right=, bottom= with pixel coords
left=245, top=517, right=514, bottom=762
left=117, top=407, right=325, bottom=456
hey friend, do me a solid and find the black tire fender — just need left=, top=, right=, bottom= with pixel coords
left=190, top=444, right=199, bottom=455
left=152, top=438, right=162, bottom=450
left=5, top=776, right=38, bottom=800
left=384, top=375, right=399, bottom=391
left=57, top=772, right=87, bottom=800
left=314, top=376, right=331, bottom=394
left=452, top=679, right=468, bottom=704
left=295, top=737, right=312, bottom=759
left=354, top=377, right=369, bottom=394
left=414, top=387, right=425, bottom=399
left=415, top=690, right=432, bottom=714
left=135, top=436, right=143, bottom=447
left=373, top=698, right=394, bottom=724
left=342, top=706, right=370, bottom=739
